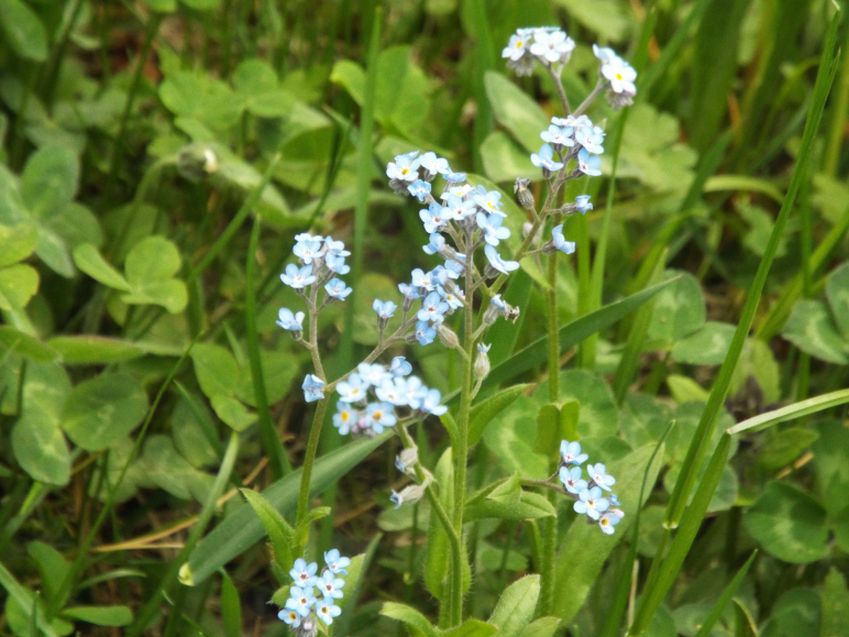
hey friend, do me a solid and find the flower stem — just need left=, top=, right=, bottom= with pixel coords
left=295, top=397, right=330, bottom=529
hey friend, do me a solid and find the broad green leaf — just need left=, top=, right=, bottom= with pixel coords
left=465, top=476, right=555, bottom=522
left=183, top=434, right=388, bottom=584
left=145, top=0, right=177, bottom=12
left=27, top=541, right=70, bottom=608
left=757, top=427, right=819, bottom=471
left=21, top=145, right=79, bottom=217
left=232, top=58, right=290, bottom=118
left=480, top=132, right=536, bottom=183
left=482, top=395, right=548, bottom=478
left=759, top=588, right=821, bottom=637
left=782, top=299, right=848, bottom=364
left=825, top=262, right=849, bottom=340
left=516, top=617, right=560, bottom=637
left=488, top=574, right=539, bottom=637
left=743, top=482, right=828, bottom=564
left=671, top=321, right=736, bottom=365
left=122, top=236, right=187, bottom=313
left=211, top=394, right=256, bottom=432
left=553, top=443, right=664, bottom=625
left=73, top=244, right=130, bottom=291
left=739, top=202, right=792, bottom=257
left=171, top=396, right=219, bottom=468
left=553, top=0, right=629, bottom=40
left=646, top=270, right=705, bottom=344
left=220, top=571, right=242, bottom=637
left=12, top=405, right=70, bottom=485
left=469, top=383, right=532, bottom=445
left=0, top=326, right=58, bottom=362
left=62, top=373, right=149, bottom=451
left=62, top=605, right=133, bottom=627
left=47, top=335, right=145, bottom=364
left=821, top=569, right=849, bottom=637
left=484, top=71, right=549, bottom=153
left=240, top=488, right=297, bottom=568
left=0, top=222, right=37, bottom=267
left=812, top=420, right=849, bottom=510
left=0, top=0, right=48, bottom=61
left=159, top=71, right=242, bottom=130
left=380, top=602, right=438, bottom=637
left=0, top=263, right=39, bottom=310
left=540, top=369, right=619, bottom=438
left=141, top=434, right=214, bottom=501
left=442, top=619, right=498, bottom=637
left=192, top=343, right=240, bottom=398
left=666, top=374, right=710, bottom=404
left=236, top=349, right=298, bottom=405
left=0, top=562, right=60, bottom=637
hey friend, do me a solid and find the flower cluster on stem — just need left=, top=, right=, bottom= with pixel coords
left=279, top=550, right=351, bottom=635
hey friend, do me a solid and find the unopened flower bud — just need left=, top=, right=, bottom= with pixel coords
left=514, top=177, right=535, bottom=210
left=522, top=221, right=535, bottom=239
left=177, top=144, right=219, bottom=183
left=390, top=484, right=426, bottom=508
left=438, top=324, right=460, bottom=350
left=395, top=447, right=419, bottom=477
left=474, top=343, right=491, bottom=380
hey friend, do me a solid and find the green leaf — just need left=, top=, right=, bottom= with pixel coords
left=159, top=71, right=242, bottom=131
left=693, top=551, right=757, bottom=637
left=220, top=571, right=242, bottom=637
left=553, top=443, right=665, bottom=625
left=21, top=145, right=79, bottom=217
left=380, top=602, right=439, bottom=637
left=122, top=236, right=187, bottom=313
left=516, top=617, right=560, bottom=637
left=757, top=427, right=819, bottom=471
left=0, top=263, right=39, bottom=310
left=12, top=404, right=71, bottom=485
left=759, top=588, right=821, bottom=637
left=442, top=619, right=498, bottom=637
left=488, top=574, right=540, bottom=637
left=232, top=59, right=290, bottom=118
left=469, top=383, right=532, bottom=445
left=192, top=343, right=240, bottom=398
left=240, top=488, right=297, bottom=568
left=73, top=244, right=131, bottom=291
left=62, top=373, right=149, bottom=451
left=671, top=321, right=736, bottom=365
left=553, top=0, right=629, bottom=40
left=465, top=475, right=555, bottom=522
left=482, top=395, right=548, bottom=478
left=543, top=369, right=619, bottom=438
left=145, top=0, right=177, bottom=12
left=0, top=0, right=48, bottom=61
left=825, top=262, right=849, bottom=340
left=727, top=389, right=849, bottom=436
left=0, top=222, right=37, bottom=267
left=666, top=375, right=710, bottom=404
left=0, top=326, right=58, bottom=362
left=0, top=561, right=60, bottom=637
left=141, top=434, right=214, bottom=502
left=743, top=482, right=829, bottom=564
left=27, top=542, right=70, bottom=609
left=484, top=71, right=549, bottom=153
left=646, top=270, right=705, bottom=344
left=62, top=605, right=133, bottom=627
left=821, top=569, right=849, bottom=637
left=183, top=434, right=388, bottom=585
left=782, top=299, right=849, bottom=364
left=47, top=335, right=145, bottom=364
left=812, top=420, right=849, bottom=511
left=480, top=132, right=536, bottom=183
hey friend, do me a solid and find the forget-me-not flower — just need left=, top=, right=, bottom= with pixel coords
left=277, top=308, right=305, bottom=332
left=301, top=374, right=325, bottom=403
left=551, top=224, right=576, bottom=255
left=281, top=263, right=316, bottom=289
left=484, top=244, right=520, bottom=274
left=531, top=143, right=565, bottom=173
left=324, top=278, right=352, bottom=300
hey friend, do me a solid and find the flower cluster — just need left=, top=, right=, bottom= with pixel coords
left=333, top=357, right=447, bottom=437
left=557, top=440, right=624, bottom=535
left=502, top=27, right=576, bottom=75
left=279, top=550, right=351, bottom=635
left=532, top=114, right=605, bottom=178
left=593, top=44, right=637, bottom=108
left=383, top=150, right=521, bottom=346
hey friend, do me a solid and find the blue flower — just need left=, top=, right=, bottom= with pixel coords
left=372, top=299, right=397, bottom=320
left=389, top=489, right=404, bottom=509
left=577, top=149, right=602, bottom=176
left=476, top=212, right=511, bottom=246
left=502, top=33, right=529, bottom=61
left=286, top=585, right=316, bottom=617
left=390, top=356, right=412, bottom=377
left=376, top=376, right=409, bottom=406
left=325, top=278, right=352, bottom=300
left=423, top=232, right=446, bottom=256
left=293, top=235, right=325, bottom=264
left=289, top=558, right=319, bottom=587
left=575, top=123, right=605, bottom=155
left=598, top=511, right=622, bottom=535
left=575, top=195, right=593, bottom=214
left=529, top=28, right=575, bottom=65
left=276, top=307, right=305, bottom=332
left=315, top=599, right=342, bottom=625
left=484, top=244, right=520, bottom=274
left=541, top=123, right=575, bottom=147
left=317, top=571, right=346, bottom=600
left=574, top=486, right=610, bottom=521
left=559, top=465, right=588, bottom=494
left=419, top=202, right=448, bottom=233
left=587, top=462, right=616, bottom=491
left=551, top=224, right=576, bottom=255
left=302, top=374, right=325, bottom=403
left=365, top=401, right=397, bottom=433
left=531, top=143, right=565, bottom=172
left=593, top=44, right=637, bottom=97
left=357, top=363, right=387, bottom=388
left=336, top=373, right=367, bottom=403
left=441, top=193, right=475, bottom=221
left=323, top=237, right=350, bottom=259
left=411, top=268, right=436, bottom=292
left=324, top=549, right=351, bottom=575
left=560, top=440, right=589, bottom=465
left=407, top=179, right=432, bottom=202
left=386, top=151, right=421, bottom=182
left=473, top=189, right=507, bottom=217
left=419, top=151, right=451, bottom=176
left=333, top=402, right=358, bottom=435
left=398, top=282, right=422, bottom=301
left=415, top=320, right=437, bottom=345
left=420, top=388, right=447, bottom=416
left=278, top=608, right=302, bottom=628
left=444, top=170, right=467, bottom=183
left=325, top=253, right=351, bottom=275
left=417, top=291, right=449, bottom=323
left=280, top=263, right=316, bottom=289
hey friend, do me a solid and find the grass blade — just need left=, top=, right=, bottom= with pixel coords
left=693, top=551, right=758, bottom=637
left=664, top=13, right=841, bottom=528
left=726, top=389, right=849, bottom=435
